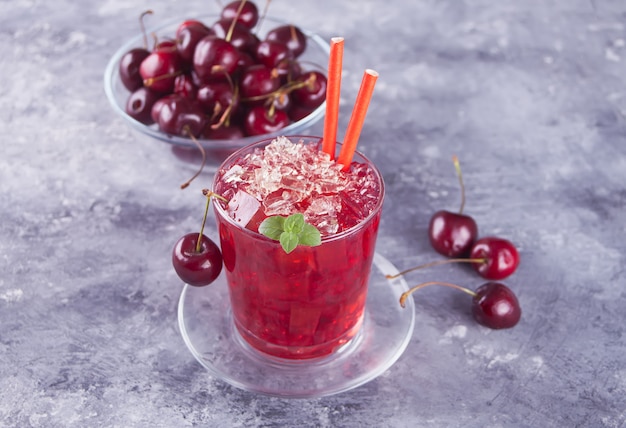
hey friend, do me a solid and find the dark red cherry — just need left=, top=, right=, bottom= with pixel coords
left=173, top=73, right=198, bottom=98
left=471, top=282, right=521, bottom=329
left=470, top=237, right=520, bottom=280
left=156, top=95, right=207, bottom=137
left=291, top=71, right=327, bottom=109
left=220, top=0, right=259, bottom=29
left=172, top=233, right=223, bottom=287
left=193, top=35, right=240, bottom=81
left=176, top=22, right=213, bottom=62
left=255, top=40, right=294, bottom=69
left=197, top=81, right=240, bottom=115
left=211, top=19, right=260, bottom=54
left=399, top=280, right=521, bottom=330
left=119, top=48, right=150, bottom=91
left=151, top=96, right=168, bottom=123
left=428, top=210, right=478, bottom=258
left=125, top=86, right=160, bottom=124
left=239, top=64, right=281, bottom=101
left=139, top=49, right=183, bottom=93
left=266, top=25, right=307, bottom=58
left=244, top=106, right=290, bottom=136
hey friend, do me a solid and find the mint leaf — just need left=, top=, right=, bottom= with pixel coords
left=299, top=223, right=322, bottom=247
left=259, top=213, right=322, bottom=253
left=284, top=213, right=305, bottom=234
left=280, top=231, right=299, bottom=254
left=259, top=216, right=285, bottom=240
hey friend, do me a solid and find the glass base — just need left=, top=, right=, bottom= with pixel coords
left=177, top=253, right=416, bottom=398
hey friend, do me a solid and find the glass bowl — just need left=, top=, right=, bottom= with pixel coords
left=103, top=13, right=330, bottom=153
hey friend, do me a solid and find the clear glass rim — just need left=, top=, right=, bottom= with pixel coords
left=211, top=135, right=386, bottom=244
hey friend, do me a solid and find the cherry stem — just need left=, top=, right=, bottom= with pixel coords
left=399, top=281, right=477, bottom=308
left=139, top=10, right=153, bottom=50
left=209, top=70, right=237, bottom=129
left=180, top=128, right=207, bottom=189
left=386, top=257, right=487, bottom=279
left=143, top=70, right=183, bottom=87
left=452, top=155, right=466, bottom=215
left=202, top=188, right=229, bottom=204
left=240, top=72, right=315, bottom=104
left=256, top=0, right=271, bottom=33
left=226, top=0, right=248, bottom=42
left=195, top=191, right=213, bottom=253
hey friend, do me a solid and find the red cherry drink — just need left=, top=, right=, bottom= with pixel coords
left=212, top=136, right=384, bottom=359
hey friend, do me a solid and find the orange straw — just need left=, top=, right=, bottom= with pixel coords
left=337, top=69, right=378, bottom=170
left=322, top=37, right=344, bottom=159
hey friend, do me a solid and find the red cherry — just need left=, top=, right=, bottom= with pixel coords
left=428, top=156, right=478, bottom=257
left=266, top=24, right=307, bottom=58
left=172, top=233, right=223, bottom=287
left=239, top=64, right=281, bottom=101
left=244, top=105, right=290, bottom=136
left=139, top=49, right=183, bottom=93
left=472, top=282, right=521, bottom=329
left=255, top=40, right=294, bottom=69
left=173, top=73, right=198, bottom=98
left=125, top=86, right=160, bottom=124
left=156, top=94, right=207, bottom=137
left=291, top=71, right=327, bottom=109
left=399, top=280, right=521, bottom=330
left=193, top=35, right=240, bottom=82
left=176, top=22, right=214, bottom=62
left=220, top=0, right=259, bottom=29
left=470, top=237, right=520, bottom=280
left=211, top=19, right=260, bottom=54
left=119, top=48, right=150, bottom=91
left=428, top=210, right=478, bottom=258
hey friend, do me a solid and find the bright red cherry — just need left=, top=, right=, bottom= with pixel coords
left=471, top=282, right=521, bottom=329
left=172, top=233, right=223, bottom=287
left=470, top=237, right=520, bottom=280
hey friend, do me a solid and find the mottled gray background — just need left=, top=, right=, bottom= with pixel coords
left=2, top=0, right=626, bottom=427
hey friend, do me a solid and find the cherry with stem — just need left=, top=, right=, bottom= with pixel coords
left=428, top=155, right=478, bottom=258
left=171, top=189, right=227, bottom=287
left=398, top=281, right=521, bottom=330
left=387, top=235, right=520, bottom=281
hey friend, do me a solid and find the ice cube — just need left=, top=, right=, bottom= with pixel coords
left=226, top=190, right=266, bottom=231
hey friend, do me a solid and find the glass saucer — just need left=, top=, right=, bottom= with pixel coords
left=177, top=253, right=416, bottom=398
